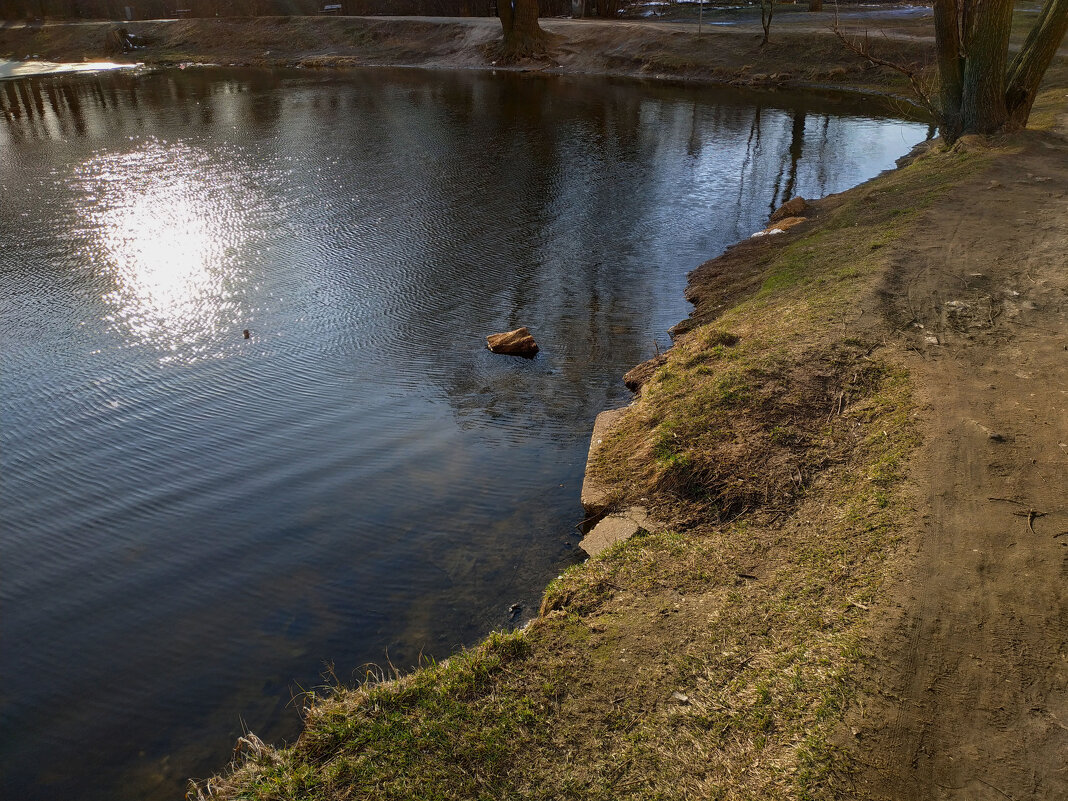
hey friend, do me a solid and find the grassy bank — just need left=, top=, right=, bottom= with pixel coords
left=6, top=11, right=1059, bottom=800
left=144, top=13, right=1064, bottom=800
left=190, top=134, right=1010, bottom=800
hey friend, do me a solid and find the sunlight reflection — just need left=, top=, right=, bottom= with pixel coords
left=82, top=142, right=259, bottom=361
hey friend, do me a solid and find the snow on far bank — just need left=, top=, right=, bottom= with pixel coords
left=0, top=60, right=138, bottom=80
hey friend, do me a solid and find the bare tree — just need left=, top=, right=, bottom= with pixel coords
left=839, top=0, right=1067, bottom=141
left=936, top=0, right=1068, bottom=138
left=760, top=0, right=773, bottom=45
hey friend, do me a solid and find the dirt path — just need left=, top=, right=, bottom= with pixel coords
left=846, top=133, right=1068, bottom=799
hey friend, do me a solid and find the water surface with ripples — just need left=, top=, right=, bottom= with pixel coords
left=0, top=66, right=929, bottom=800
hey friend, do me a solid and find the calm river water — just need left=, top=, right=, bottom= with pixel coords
left=0, top=66, right=928, bottom=800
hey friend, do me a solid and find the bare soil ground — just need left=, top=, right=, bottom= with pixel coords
left=843, top=132, right=1068, bottom=800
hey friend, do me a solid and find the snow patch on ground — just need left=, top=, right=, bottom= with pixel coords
left=0, top=59, right=137, bottom=80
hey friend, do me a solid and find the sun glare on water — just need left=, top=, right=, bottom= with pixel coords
left=80, top=141, right=264, bottom=361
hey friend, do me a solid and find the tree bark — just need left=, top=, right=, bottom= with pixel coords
left=932, top=0, right=964, bottom=140
left=1005, top=0, right=1068, bottom=126
left=959, top=0, right=1014, bottom=134
left=499, top=0, right=546, bottom=59
left=499, top=0, right=514, bottom=36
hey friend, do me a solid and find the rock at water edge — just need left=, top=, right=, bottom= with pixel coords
left=763, top=215, right=807, bottom=234
left=579, top=507, right=655, bottom=557
left=580, top=407, right=628, bottom=516
left=623, top=353, right=668, bottom=393
left=770, top=196, right=808, bottom=222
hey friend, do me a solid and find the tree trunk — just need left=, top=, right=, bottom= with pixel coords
left=499, top=0, right=513, bottom=36
left=760, top=0, right=773, bottom=45
left=857, top=0, right=1064, bottom=139
left=1005, top=0, right=1068, bottom=126
left=932, top=0, right=964, bottom=141
left=959, top=0, right=1014, bottom=134
left=808, top=0, right=822, bottom=12
left=499, top=0, right=546, bottom=59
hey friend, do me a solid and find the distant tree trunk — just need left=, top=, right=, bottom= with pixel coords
left=760, top=0, right=773, bottom=44
left=808, top=0, right=822, bottom=11
left=591, top=0, right=620, bottom=16
left=499, top=0, right=547, bottom=58
left=932, top=0, right=1068, bottom=140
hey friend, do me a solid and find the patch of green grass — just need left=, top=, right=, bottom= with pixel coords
left=208, top=630, right=550, bottom=801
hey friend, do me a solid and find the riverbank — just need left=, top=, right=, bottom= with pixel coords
left=183, top=43, right=1067, bottom=799
left=5, top=10, right=1064, bottom=118
left=1, top=12, right=934, bottom=103
left=190, top=116, right=1068, bottom=798
left=6, top=11, right=1063, bottom=801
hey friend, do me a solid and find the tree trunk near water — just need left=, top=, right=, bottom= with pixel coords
left=959, top=0, right=1014, bottom=134
left=932, top=0, right=1068, bottom=141
left=499, top=0, right=547, bottom=59
left=932, top=0, right=964, bottom=140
